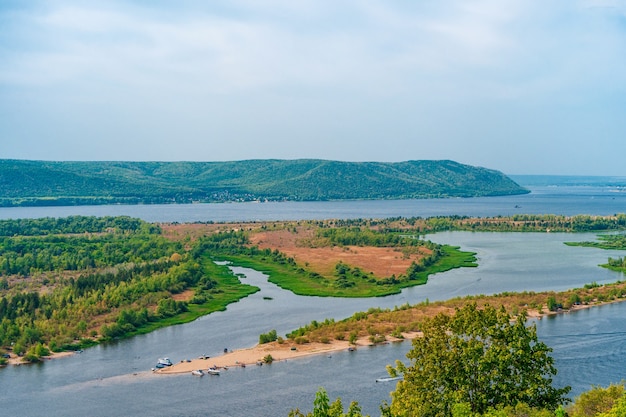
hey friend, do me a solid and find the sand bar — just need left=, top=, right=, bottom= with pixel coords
left=156, top=333, right=419, bottom=374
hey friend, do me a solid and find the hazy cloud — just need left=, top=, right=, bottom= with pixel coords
left=1, top=0, right=625, bottom=174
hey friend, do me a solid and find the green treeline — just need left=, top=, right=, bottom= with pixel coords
left=359, top=214, right=626, bottom=233
left=314, top=227, right=427, bottom=247
left=0, top=233, right=177, bottom=276
left=0, top=215, right=153, bottom=236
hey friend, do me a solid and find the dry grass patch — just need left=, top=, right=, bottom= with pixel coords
left=249, top=226, right=431, bottom=278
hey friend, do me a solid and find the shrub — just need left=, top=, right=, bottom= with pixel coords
left=369, top=334, right=386, bottom=344
left=259, top=329, right=278, bottom=344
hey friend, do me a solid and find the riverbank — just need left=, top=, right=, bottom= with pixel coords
left=4, top=350, right=75, bottom=366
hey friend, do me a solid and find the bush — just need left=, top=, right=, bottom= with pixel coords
left=294, top=336, right=308, bottom=344
left=259, top=329, right=278, bottom=344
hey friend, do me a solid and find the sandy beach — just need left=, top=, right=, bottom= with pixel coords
left=156, top=333, right=419, bottom=374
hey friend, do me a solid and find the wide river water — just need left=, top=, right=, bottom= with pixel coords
left=1, top=185, right=625, bottom=416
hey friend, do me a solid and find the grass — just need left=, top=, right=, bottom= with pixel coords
left=215, top=245, right=477, bottom=298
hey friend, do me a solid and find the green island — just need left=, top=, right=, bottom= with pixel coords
left=2, top=214, right=626, bottom=416
left=565, top=234, right=626, bottom=271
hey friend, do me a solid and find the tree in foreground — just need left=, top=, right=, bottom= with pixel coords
left=289, top=387, right=368, bottom=417
left=568, top=384, right=625, bottom=417
left=384, top=303, right=570, bottom=417
left=596, top=391, right=626, bottom=417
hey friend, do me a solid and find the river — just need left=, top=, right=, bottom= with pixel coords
left=0, top=185, right=625, bottom=416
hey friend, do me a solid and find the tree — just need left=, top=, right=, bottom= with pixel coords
left=385, top=303, right=570, bottom=417
left=596, top=392, right=626, bottom=417
left=568, top=383, right=625, bottom=417
left=289, top=387, right=367, bottom=417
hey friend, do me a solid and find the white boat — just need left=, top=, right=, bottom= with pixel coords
left=375, top=376, right=402, bottom=383
left=158, top=358, right=173, bottom=366
left=207, top=367, right=221, bottom=375
left=191, top=369, right=204, bottom=377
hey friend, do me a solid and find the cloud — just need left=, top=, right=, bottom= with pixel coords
left=0, top=0, right=625, bottom=174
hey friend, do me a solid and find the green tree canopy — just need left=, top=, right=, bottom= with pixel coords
left=385, top=303, right=570, bottom=417
left=568, top=384, right=625, bottom=417
left=596, top=392, right=626, bottom=417
left=289, top=387, right=368, bottom=417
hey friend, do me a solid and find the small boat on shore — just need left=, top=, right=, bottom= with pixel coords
left=158, top=358, right=173, bottom=366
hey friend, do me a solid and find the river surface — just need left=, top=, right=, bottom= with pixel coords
left=1, top=186, right=625, bottom=416
left=1, top=185, right=625, bottom=223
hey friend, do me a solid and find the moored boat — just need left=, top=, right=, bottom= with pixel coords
left=158, top=357, right=172, bottom=366
left=191, top=369, right=204, bottom=377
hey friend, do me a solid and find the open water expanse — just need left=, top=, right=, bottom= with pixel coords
left=1, top=185, right=626, bottom=416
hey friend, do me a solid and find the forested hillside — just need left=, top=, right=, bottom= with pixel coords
left=0, top=159, right=527, bottom=206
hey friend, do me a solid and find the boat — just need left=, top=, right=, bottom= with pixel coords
left=158, top=358, right=173, bottom=366
left=191, top=369, right=204, bottom=377
left=207, top=367, right=221, bottom=375
left=375, top=376, right=402, bottom=383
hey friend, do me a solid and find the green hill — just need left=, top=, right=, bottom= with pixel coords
left=0, top=159, right=528, bottom=206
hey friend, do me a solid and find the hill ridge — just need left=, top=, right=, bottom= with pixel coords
left=0, top=159, right=528, bottom=207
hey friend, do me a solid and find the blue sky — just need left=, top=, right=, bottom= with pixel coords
left=1, top=0, right=625, bottom=175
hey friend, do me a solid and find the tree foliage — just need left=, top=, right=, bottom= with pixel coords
left=596, top=392, right=626, bottom=417
left=568, top=384, right=625, bottom=417
left=289, top=387, right=368, bottom=417
left=0, top=216, right=238, bottom=357
left=385, top=303, right=570, bottom=417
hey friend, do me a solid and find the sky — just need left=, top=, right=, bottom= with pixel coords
left=1, top=0, right=625, bottom=175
